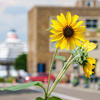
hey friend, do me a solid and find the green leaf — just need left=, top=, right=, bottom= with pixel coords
left=0, top=81, right=46, bottom=94
left=46, top=28, right=53, bottom=31
left=55, top=56, right=66, bottom=61
left=36, top=97, right=44, bottom=100
left=48, top=96, right=62, bottom=100
left=69, top=50, right=75, bottom=55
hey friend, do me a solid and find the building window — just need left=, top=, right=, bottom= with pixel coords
left=51, top=41, right=56, bottom=50
left=90, top=40, right=98, bottom=50
left=86, top=1, right=91, bottom=6
left=86, top=19, right=98, bottom=29
left=98, top=1, right=100, bottom=6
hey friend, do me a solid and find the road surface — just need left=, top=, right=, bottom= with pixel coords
left=0, top=84, right=100, bottom=100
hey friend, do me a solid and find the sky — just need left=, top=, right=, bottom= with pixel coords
left=0, top=0, right=77, bottom=43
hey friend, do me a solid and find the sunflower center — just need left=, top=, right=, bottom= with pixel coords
left=64, top=27, right=74, bottom=38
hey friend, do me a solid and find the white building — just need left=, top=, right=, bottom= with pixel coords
left=0, top=30, right=28, bottom=77
left=0, top=30, right=28, bottom=59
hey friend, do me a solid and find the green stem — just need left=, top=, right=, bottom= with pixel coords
left=56, top=54, right=73, bottom=81
left=46, top=48, right=58, bottom=94
left=47, top=55, right=79, bottom=97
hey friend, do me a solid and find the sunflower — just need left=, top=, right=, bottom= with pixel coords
left=82, top=39, right=97, bottom=78
left=75, top=39, right=97, bottom=78
left=49, top=12, right=86, bottom=50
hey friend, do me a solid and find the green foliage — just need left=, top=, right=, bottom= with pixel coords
left=69, top=50, right=75, bottom=55
left=48, top=96, right=62, bottom=100
left=72, top=76, right=79, bottom=86
left=0, top=78, right=5, bottom=82
left=0, top=77, right=16, bottom=83
left=74, top=47, right=88, bottom=67
left=5, top=77, right=15, bottom=83
left=36, top=97, right=44, bottom=100
left=84, top=77, right=89, bottom=84
left=96, top=28, right=100, bottom=33
left=0, top=81, right=46, bottom=93
left=14, top=53, right=27, bottom=71
left=55, top=56, right=66, bottom=61
left=46, top=28, right=53, bottom=31
left=36, top=96, right=62, bottom=100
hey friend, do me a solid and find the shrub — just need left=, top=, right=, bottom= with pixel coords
left=0, top=78, right=5, bottom=82
left=72, top=76, right=79, bottom=86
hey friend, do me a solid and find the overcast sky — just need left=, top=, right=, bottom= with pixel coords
left=0, top=0, right=77, bottom=43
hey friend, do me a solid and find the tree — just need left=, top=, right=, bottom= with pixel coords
left=14, top=53, right=27, bottom=72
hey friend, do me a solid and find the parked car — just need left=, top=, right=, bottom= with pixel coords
left=24, top=73, right=55, bottom=83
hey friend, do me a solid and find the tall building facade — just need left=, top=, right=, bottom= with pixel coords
left=0, top=30, right=28, bottom=77
left=28, top=0, right=100, bottom=77
left=0, top=30, right=28, bottom=59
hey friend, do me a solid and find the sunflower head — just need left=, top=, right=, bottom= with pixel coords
left=49, top=12, right=86, bottom=50
left=74, top=39, right=97, bottom=78
left=82, top=39, right=97, bottom=52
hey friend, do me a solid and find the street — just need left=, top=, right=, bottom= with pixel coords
left=0, top=84, right=100, bottom=100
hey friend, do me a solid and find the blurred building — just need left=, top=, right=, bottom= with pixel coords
left=0, top=29, right=27, bottom=59
left=28, top=0, right=100, bottom=77
left=0, top=29, right=28, bottom=77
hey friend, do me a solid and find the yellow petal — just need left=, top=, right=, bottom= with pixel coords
left=51, top=34, right=63, bottom=42
left=82, top=39, right=89, bottom=47
left=74, top=34, right=85, bottom=41
left=50, top=29, right=63, bottom=34
left=70, top=15, right=79, bottom=26
left=86, top=43, right=97, bottom=52
left=60, top=38, right=66, bottom=50
left=51, top=24, right=63, bottom=31
left=49, top=34, right=56, bottom=38
left=83, top=63, right=95, bottom=78
left=49, top=34, right=62, bottom=38
left=83, top=67, right=90, bottom=78
left=74, top=32, right=85, bottom=35
left=82, top=39, right=97, bottom=52
left=86, top=63, right=93, bottom=70
left=70, top=37, right=76, bottom=49
left=74, top=26, right=86, bottom=33
left=73, top=21, right=83, bottom=28
left=55, top=39, right=62, bottom=48
left=66, top=11, right=71, bottom=25
left=74, top=32, right=85, bottom=38
left=57, top=13, right=66, bottom=27
left=62, top=39, right=69, bottom=50
left=51, top=19, right=62, bottom=26
left=67, top=38, right=74, bottom=50
left=87, top=57, right=96, bottom=65
left=83, top=67, right=87, bottom=75
left=74, top=38, right=81, bottom=47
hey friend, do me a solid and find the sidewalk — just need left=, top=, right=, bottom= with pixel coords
left=57, top=82, right=100, bottom=94
left=0, top=83, right=20, bottom=88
